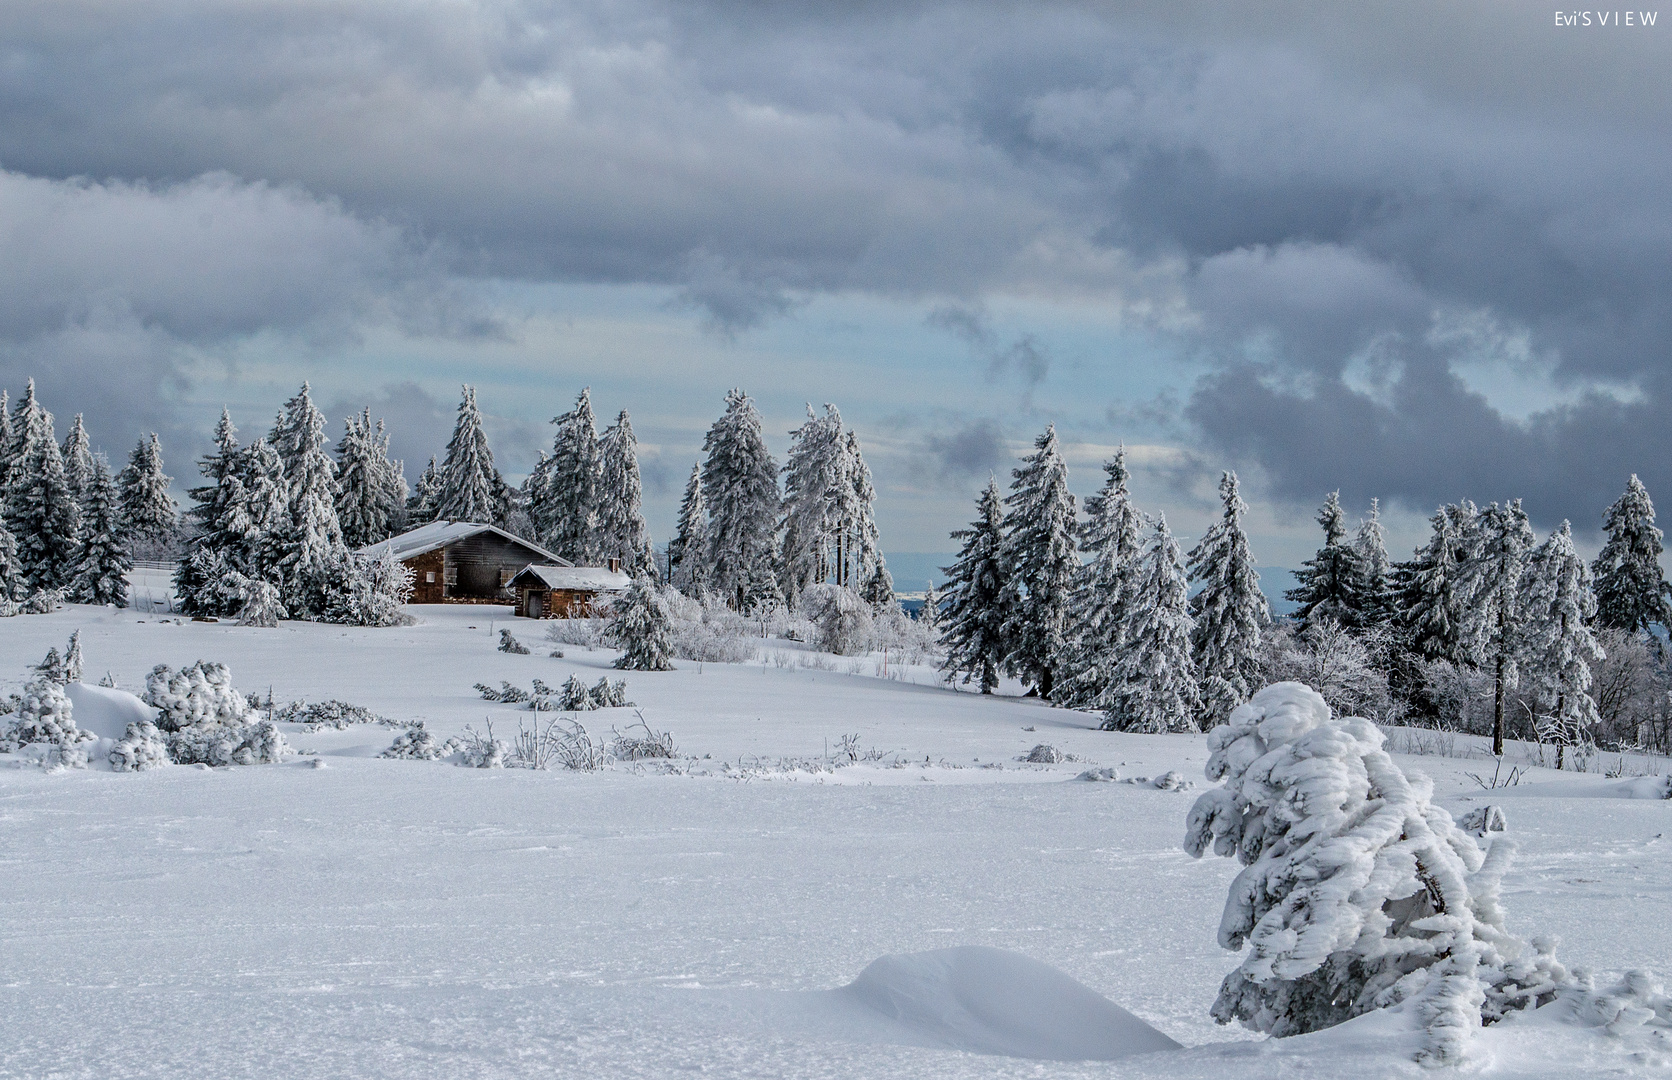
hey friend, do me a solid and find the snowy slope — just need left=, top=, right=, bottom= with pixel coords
left=2, top=603, right=1669, bottom=1078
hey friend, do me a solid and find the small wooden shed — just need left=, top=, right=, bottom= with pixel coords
left=510, top=563, right=634, bottom=618
left=358, top=521, right=570, bottom=604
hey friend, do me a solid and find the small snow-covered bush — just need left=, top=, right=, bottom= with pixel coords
left=558, top=675, right=630, bottom=711
left=168, top=719, right=287, bottom=766
left=498, top=629, right=530, bottom=654
left=544, top=617, right=608, bottom=649
left=450, top=724, right=507, bottom=768
left=228, top=574, right=287, bottom=627
left=321, top=548, right=415, bottom=627
left=381, top=722, right=444, bottom=760
left=2, top=677, right=92, bottom=764
left=611, top=716, right=677, bottom=760
left=1026, top=744, right=1064, bottom=764
left=607, top=578, right=676, bottom=671
left=798, top=584, right=874, bottom=656
left=507, top=716, right=605, bottom=770
left=1258, top=619, right=1393, bottom=722
left=275, top=699, right=391, bottom=729
left=475, top=681, right=531, bottom=704
left=25, top=588, right=64, bottom=614
left=144, top=662, right=253, bottom=731
left=109, top=720, right=170, bottom=772
left=1184, top=682, right=1570, bottom=1064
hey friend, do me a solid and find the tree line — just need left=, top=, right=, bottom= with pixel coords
left=936, top=426, right=1672, bottom=759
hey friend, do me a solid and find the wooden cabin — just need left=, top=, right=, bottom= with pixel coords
left=510, top=561, right=634, bottom=618
left=358, top=521, right=570, bottom=604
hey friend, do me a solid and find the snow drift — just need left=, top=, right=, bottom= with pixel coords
left=62, top=683, right=154, bottom=741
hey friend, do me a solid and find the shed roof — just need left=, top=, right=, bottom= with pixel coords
left=509, top=564, right=634, bottom=592
left=357, top=521, right=572, bottom=566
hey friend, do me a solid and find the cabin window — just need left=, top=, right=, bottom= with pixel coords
left=425, top=571, right=436, bottom=583
left=499, top=568, right=515, bottom=587
left=443, top=568, right=458, bottom=586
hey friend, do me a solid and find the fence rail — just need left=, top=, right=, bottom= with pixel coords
left=129, top=560, right=180, bottom=572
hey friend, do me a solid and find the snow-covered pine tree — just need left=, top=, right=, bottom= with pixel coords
left=1285, top=492, right=1359, bottom=630
left=0, top=516, right=24, bottom=602
left=1188, top=471, right=1269, bottom=726
left=608, top=576, right=676, bottom=671
left=668, top=462, right=710, bottom=596
left=11, top=413, right=82, bottom=592
left=406, top=457, right=442, bottom=526
left=859, top=561, right=895, bottom=609
left=1350, top=498, right=1395, bottom=629
left=1185, top=683, right=1566, bottom=1064
left=174, top=409, right=247, bottom=614
left=71, top=453, right=131, bottom=607
left=701, top=389, right=780, bottom=611
left=1591, top=474, right=1672, bottom=636
left=61, top=414, right=96, bottom=507
left=596, top=409, right=655, bottom=576
left=1519, top=521, right=1604, bottom=768
left=433, top=385, right=502, bottom=524
left=1106, top=514, right=1199, bottom=732
left=117, top=433, right=176, bottom=551
left=334, top=409, right=380, bottom=547
left=1396, top=501, right=1476, bottom=662
left=537, top=387, right=602, bottom=560
left=268, top=383, right=347, bottom=616
left=842, top=429, right=886, bottom=592
left=1456, top=500, right=1534, bottom=756
left=1058, top=448, right=1146, bottom=711
left=920, top=579, right=942, bottom=634
left=939, top=479, right=1010, bottom=694
left=0, top=387, right=11, bottom=492
left=239, top=437, right=290, bottom=583
left=779, top=403, right=845, bottom=605
left=998, top=425, right=1077, bottom=700
left=373, top=419, right=408, bottom=535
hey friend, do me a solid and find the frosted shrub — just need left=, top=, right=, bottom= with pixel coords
left=144, top=662, right=253, bottom=731
left=544, top=618, right=608, bottom=649
left=798, top=583, right=873, bottom=656
left=607, top=578, right=676, bottom=671
left=25, top=588, right=64, bottom=614
left=498, top=629, right=531, bottom=654
left=558, top=675, right=630, bottom=710
left=1259, top=619, right=1392, bottom=721
left=451, top=724, right=507, bottom=768
left=168, top=720, right=287, bottom=766
left=610, top=716, right=677, bottom=760
left=109, top=720, right=170, bottom=771
left=322, top=548, right=415, bottom=627
left=228, top=574, right=287, bottom=627
left=868, top=603, right=938, bottom=665
left=3, top=677, right=92, bottom=764
left=275, top=700, right=389, bottom=729
left=1184, top=682, right=1569, bottom=1064
left=381, top=722, right=444, bottom=760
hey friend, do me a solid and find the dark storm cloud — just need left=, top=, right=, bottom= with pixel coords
left=923, top=417, right=1007, bottom=482
left=928, top=304, right=1050, bottom=392
left=3, top=0, right=1670, bottom=526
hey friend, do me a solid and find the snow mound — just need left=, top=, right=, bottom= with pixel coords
left=838, top=946, right=1181, bottom=1061
left=63, top=683, right=156, bottom=741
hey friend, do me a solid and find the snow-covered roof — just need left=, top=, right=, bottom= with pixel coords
left=509, top=564, right=634, bottom=592
left=357, top=521, right=572, bottom=566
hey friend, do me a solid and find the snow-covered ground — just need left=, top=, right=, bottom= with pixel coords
left=3, top=603, right=1670, bottom=1077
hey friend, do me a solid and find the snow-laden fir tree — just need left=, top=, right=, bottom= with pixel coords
left=596, top=409, right=654, bottom=576
left=1285, top=492, right=1358, bottom=630
left=1396, top=501, right=1476, bottom=663
left=608, top=576, right=676, bottom=671
left=998, top=425, right=1077, bottom=700
left=0, top=387, right=12, bottom=491
left=1058, top=448, right=1146, bottom=711
left=1590, top=474, right=1672, bottom=636
left=701, top=389, right=780, bottom=611
left=1188, top=471, right=1269, bottom=726
left=10, top=412, right=81, bottom=592
left=841, top=429, right=887, bottom=592
left=334, top=409, right=405, bottom=547
left=1455, top=500, right=1534, bottom=756
left=938, top=479, right=1010, bottom=694
left=859, top=560, right=895, bottom=609
left=239, top=437, right=291, bottom=583
left=434, top=386, right=502, bottom=524
left=322, top=547, right=415, bottom=627
left=1185, top=682, right=1569, bottom=1065
left=406, top=457, right=442, bottom=527
left=920, top=579, right=942, bottom=634
left=268, top=383, right=347, bottom=615
left=117, top=433, right=176, bottom=551
left=0, top=517, right=23, bottom=602
left=1106, top=514, right=1199, bottom=732
left=1350, top=498, right=1395, bottom=629
left=71, top=453, right=131, bottom=607
left=174, top=409, right=248, bottom=615
left=1518, top=521, right=1604, bottom=767
left=779, top=403, right=846, bottom=606
left=537, top=387, right=602, bottom=560
left=668, top=462, right=710, bottom=596
left=61, top=414, right=96, bottom=507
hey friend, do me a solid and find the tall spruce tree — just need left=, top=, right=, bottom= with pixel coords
left=1188, top=471, right=1269, bottom=726
left=373, top=419, right=408, bottom=535
left=0, top=387, right=12, bottom=492
left=1396, top=501, right=1476, bottom=662
left=998, top=425, right=1077, bottom=700
left=1350, top=498, right=1395, bottom=629
left=596, top=409, right=654, bottom=576
left=61, top=414, right=96, bottom=507
left=1107, top=515, right=1200, bottom=733
left=1456, top=500, right=1534, bottom=756
left=12, top=416, right=81, bottom=592
left=269, top=383, right=347, bottom=614
left=779, top=403, right=845, bottom=606
left=1285, top=491, right=1356, bottom=629
left=335, top=409, right=405, bottom=547
left=174, top=409, right=248, bottom=613
left=1519, top=521, right=1603, bottom=767
left=1591, top=474, right=1672, bottom=635
left=117, top=433, right=176, bottom=549
left=71, top=453, right=130, bottom=607
left=939, top=479, right=1010, bottom=694
left=1059, top=448, right=1146, bottom=711
left=434, top=386, right=502, bottom=524
left=701, top=389, right=780, bottom=611
left=240, top=437, right=290, bottom=582
left=668, top=462, right=710, bottom=596
left=407, top=458, right=442, bottom=526
left=843, top=430, right=886, bottom=592
left=537, top=388, right=602, bottom=560
left=0, top=516, right=22, bottom=601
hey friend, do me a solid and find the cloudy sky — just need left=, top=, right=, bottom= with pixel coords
left=3, top=0, right=1669, bottom=570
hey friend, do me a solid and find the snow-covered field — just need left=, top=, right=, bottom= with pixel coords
left=3, top=603, right=1670, bottom=1078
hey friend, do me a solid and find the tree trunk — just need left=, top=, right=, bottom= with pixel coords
left=1492, top=648, right=1506, bottom=757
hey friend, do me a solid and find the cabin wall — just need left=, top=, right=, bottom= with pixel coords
left=514, top=586, right=600, bottom=618
left=401, top=534, right=547, bottom=603
left=405, top=550, right=445, bottom=604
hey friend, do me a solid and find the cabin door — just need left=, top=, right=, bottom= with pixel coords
left=526, top=592, right=543, bottom=619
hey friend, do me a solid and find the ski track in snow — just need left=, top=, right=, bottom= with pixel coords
left=2, top=604, right=1670, bottom=1078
